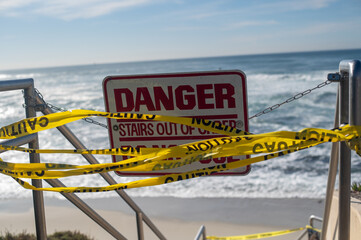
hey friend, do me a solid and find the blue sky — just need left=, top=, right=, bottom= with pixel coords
left=0, top=0, right=360, bottom=70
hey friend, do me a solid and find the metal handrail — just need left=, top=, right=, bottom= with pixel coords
left=321, top=86, right=340, bottom=240
left=321, top=61, right=361, bottom=240
left=337, top=60, right=361, bottom=240
left=296, top=214, right=323, bottom=240
left=194, top=225, right=206, bottom=240
left=0, top=135, right=38, bottom=154
left=0, top=78, right=48, bottom=239
left=36, top=94, right=166, bottom=240
left=0, top=79, right=167, bottom=240
left=1, top=136, right=127, bottom=240
left=309, top=215, right=323, bottom=228
left=296, top=229, right=308, bottom=240
left=197, top=215, right=323, bottom=240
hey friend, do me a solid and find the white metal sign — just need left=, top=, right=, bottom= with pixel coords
left=103, top=71, right=250, bottom=176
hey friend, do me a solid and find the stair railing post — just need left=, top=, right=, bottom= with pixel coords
left=23, top=80, right=48, bottom=240
left=338, top=60, right=361, bottom=240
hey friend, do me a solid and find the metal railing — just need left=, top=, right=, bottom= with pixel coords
left=295, top=215, right=323, bottom=240
left=0, top=79, right=47, bottom=239
left=194, top=215, right=322, bottom=240
left=2, top=60, right=360, bottom=240
left=321, top=60, right=361, bottom=240
left=194, top=60, right=361, bottom=240
left=194, top=225, right=206, bottom=240
left=0, top=79, right=167, bottom=240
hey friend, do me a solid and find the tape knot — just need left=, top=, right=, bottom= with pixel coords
left=347, top=137, right=361, bottom=156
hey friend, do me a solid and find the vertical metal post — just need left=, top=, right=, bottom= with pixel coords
left=136, top=212, right=145, bottom=240
left=320, top=85, right=339, bottom=240
left=348, top=60, right=361, bottom=125
left=339, top=67, right=350, bottom=240
left=338, top=60, right=361, bottom=240
left=194, top=226, right=206, bottom=240
left=345, top=60, right=361, bottom=240
left=23, top=81, right=48, bottom=240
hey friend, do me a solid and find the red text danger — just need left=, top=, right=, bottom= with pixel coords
left=114, top=83, right=236, bottom=111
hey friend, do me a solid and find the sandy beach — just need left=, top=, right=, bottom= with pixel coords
left=0, top=196, right=324, bottom=240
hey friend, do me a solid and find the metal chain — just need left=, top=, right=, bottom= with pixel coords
left=34, top=89, right=109, bottom=129
left=22, top=94, right=36, bottom=109
left=249, top=80, right=333, bottom=119
left=24, top=80, right=332, bottom=127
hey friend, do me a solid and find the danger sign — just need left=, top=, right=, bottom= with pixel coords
left=103, top=71, right=250, bottom=176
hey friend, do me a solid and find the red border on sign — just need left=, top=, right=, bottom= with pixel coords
left=103, top=71, right=250, bottom=176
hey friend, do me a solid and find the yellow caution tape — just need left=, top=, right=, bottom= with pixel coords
left=206, top=225, right=322, bottom=240
left=0, top=110, right=250, bottom=139
left=206, top=226, right=305, bottom=239
left=2, top=147, right=302, bottom=192
left=306, top=225, right=321, bottom=233
left=0, top=126, right=356, bottom=176
left=346, top=136, right=361, bottom=156
left=0, top=138, right=318, bottom=179
left=0, top=109, right=360, bottom=193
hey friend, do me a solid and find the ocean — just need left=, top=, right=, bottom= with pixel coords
left=0, top=49, right=361, bottom=200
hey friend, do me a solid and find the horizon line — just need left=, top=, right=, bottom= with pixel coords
left=1, top=47, right=360, bottom=72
